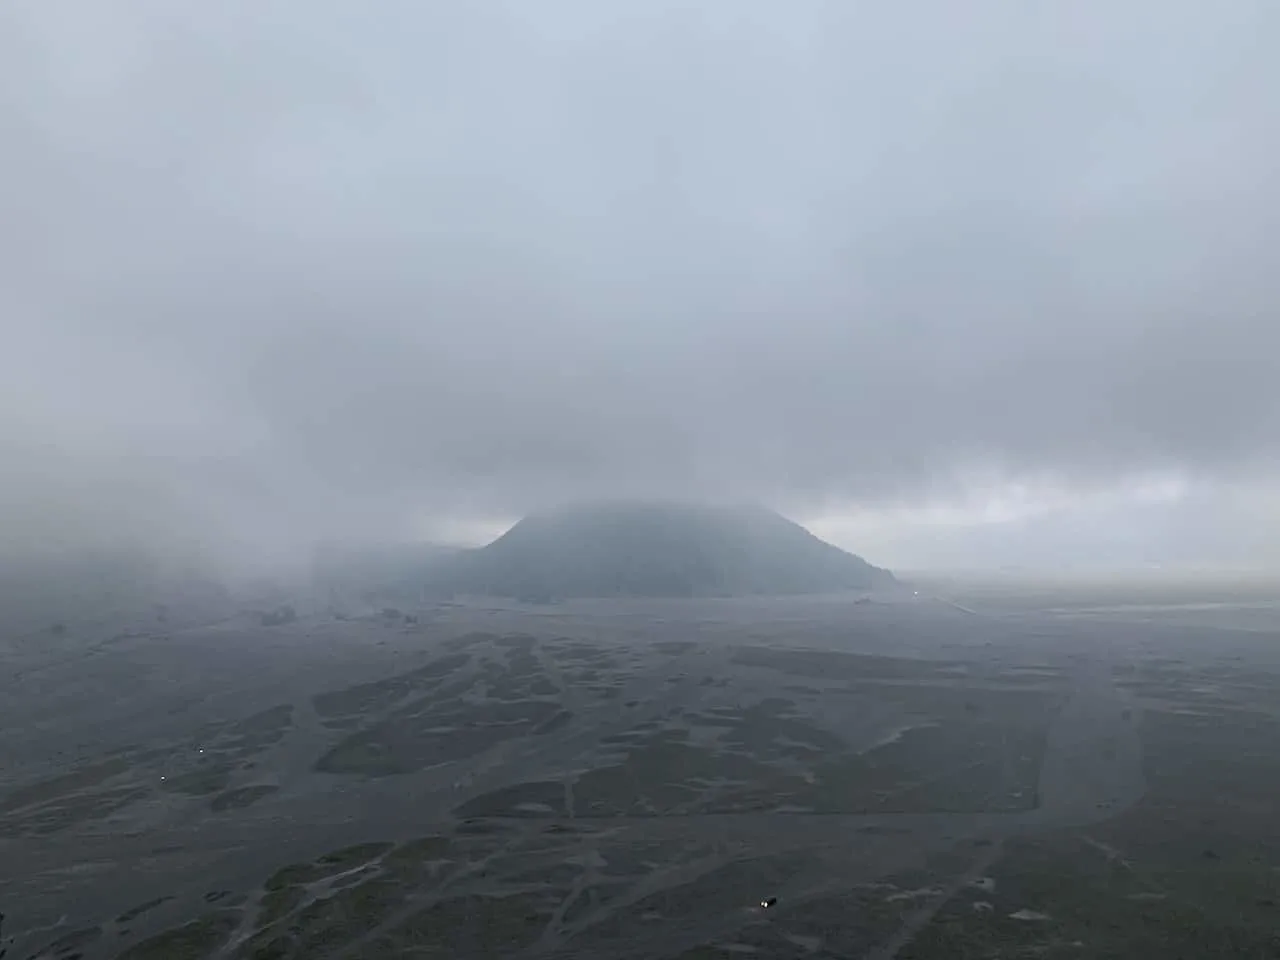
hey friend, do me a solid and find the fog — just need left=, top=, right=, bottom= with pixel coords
left=3, top=1, right=1278, bottom=575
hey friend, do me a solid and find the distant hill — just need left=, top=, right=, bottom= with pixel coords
left=431, top=501, right=895, bottom=600
left=311, top=540, right=464, bottom=606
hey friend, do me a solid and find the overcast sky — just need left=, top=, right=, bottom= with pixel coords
left=2, top=1, right=1277, bottom=572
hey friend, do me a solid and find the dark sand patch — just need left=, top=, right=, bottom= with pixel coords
left=653, top=640, right=697, bottom=655
left=902, top=832, right=1280, bottom=960
left=505, top=650, right=543, bottom=677
left=561, top=694, right=1049, bottom=817
left=573, top=736, right=805, bottom=816
left=210, top=784, right=278, bottom=812
left=264, top=842, right=394, bottom=891
left=799, top=723, right=1044, bottom=814
left=683, top=698, right=846, bottom=758
left=384, top=834, right=454, bottom=868
left=562, top=880, right=631, bottom=925
left=547, top=641, right=619, bottom=667
left=732, top=646, right=966, bottom=680
left=369, top=892, right=557, bottom=957
left=26, top=925, right=102, bottom=959
left=495, top=634, right=537, bottom=651
left=532, top=709, right=574, bottom=735
left=237, top=879, right=406, bottom=960
left=582, top=852, right=811, bottom=945
left=227, top=704, right=293, bottom=737
left=113, top=910, right=239, bottom=960
left=257, top=885, right=306, bottom=927
left=4, top=785, right=149, bottom=837
left=313, top=698, right=561, bottom=777
left=456, top=817, right=518, bottom=836
left=454, top=781, right=568, bottom=819
left=311, top=653, right=470, bottom=719
left=116, top=896, right=173, bottom=924
left=1, top=758, right=130, bottom=812
left=440, top=631, right=503, bottom=652
left=529, top=676, right=559, bottom=696
left=888, top=684, right=1280, bottom=959
left=161, top=763, right=234, bottom=796
left=179, top=705, right=297, bottom=768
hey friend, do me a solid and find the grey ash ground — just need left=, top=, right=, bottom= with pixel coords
left=3, top=587, right=1280, bottom=958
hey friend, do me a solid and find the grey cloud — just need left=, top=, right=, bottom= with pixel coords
left=2, top=1, right=1278, bottom=565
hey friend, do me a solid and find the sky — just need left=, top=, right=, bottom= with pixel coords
left=2, top=1, right=1278, bottom=574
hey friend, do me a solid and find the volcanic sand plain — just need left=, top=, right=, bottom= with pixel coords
left=3, top=585, right=1280, bottom=958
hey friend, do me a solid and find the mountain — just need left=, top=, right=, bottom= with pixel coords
left=431, top=501, right=895, bottom=600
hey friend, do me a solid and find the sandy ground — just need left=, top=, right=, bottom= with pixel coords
left=2, top=587, right=1279, bottom=959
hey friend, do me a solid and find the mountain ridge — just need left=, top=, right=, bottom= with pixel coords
left=432, top=500, right=895, bottom=600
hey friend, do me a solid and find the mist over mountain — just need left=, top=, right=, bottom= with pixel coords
left=432, top=501, right=895, bottom=600
left=310, top=540, right=464, bottom=608
left=0, top=547, right=235, bottom=638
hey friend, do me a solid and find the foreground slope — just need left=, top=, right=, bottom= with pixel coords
left=434, top=501, right=895, bottom=599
